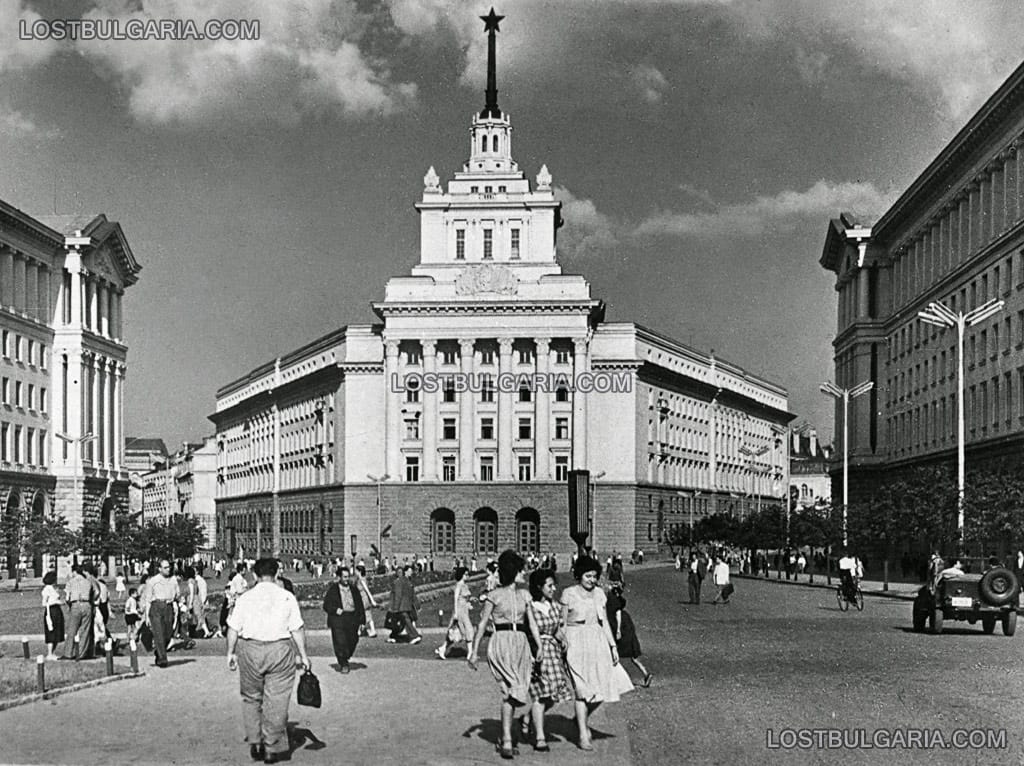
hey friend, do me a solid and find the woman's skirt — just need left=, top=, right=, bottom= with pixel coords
left=529, top=634, right=574, bottom=704
left=565, top=624, right=634, bottom=703
left=44, top=603, right=65, bottom=644
left=486, top=630, right=532, bottom=709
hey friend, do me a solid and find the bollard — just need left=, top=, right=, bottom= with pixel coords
left=104, top=639, right=114, bottom=676
left=883, top=560, right=889, bottom=592
left=72, top=635, right=79, bottom=659
left=22, top=637, right=30, bottom=660
left=129, top=640, right=139, bottom=673
left=809, top=570, right=814, bottom=584
left=36, top=655, right=45, bottom=693
left=438, top=609, right=445, bottom=627
left=777, top=567, right=781, bottom=580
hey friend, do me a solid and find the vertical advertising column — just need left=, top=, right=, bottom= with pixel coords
left=458, top=339, right=476, bottom=480
left=497, top=338, right=514, bottom=480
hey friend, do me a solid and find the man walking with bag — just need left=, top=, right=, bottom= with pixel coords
left=227, top=558, right=310, bottom=764
left=323, top=566, right=365, bottom=673
left=386, top=565, right=422, bottom=644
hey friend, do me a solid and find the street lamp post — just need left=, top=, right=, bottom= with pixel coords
left=738, top=444, right=768, bottom=518
left=589, top=471, right=606, bottom=555
left=56, top=432, right=97, bottom=567
left=367, top=473, right=389, bottom=559
left=820, top=380, right=874, bottom=548
left=918, top=298, right=1004, bottom=552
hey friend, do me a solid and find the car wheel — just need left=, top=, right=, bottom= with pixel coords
left=982, top=616, right=996, bottom=634
left=912, top=610, right=926, bottom=632
left=979, top=567, right=1021, bottom=607
left=930, top=608, right=944, bottom=635
left=1002, top=610, right=1017, bottom=636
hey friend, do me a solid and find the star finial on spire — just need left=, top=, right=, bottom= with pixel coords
left=480, top=8, right=504, bottom=32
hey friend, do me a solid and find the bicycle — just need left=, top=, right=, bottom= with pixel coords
left=836, top=580, right=864, bottom=612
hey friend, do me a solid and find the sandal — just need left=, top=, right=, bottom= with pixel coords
left=642, top=672, right=653, bottom=688
left=496, top=742, right=515, bottom=760
left=534, top=740, right=550, bottom=752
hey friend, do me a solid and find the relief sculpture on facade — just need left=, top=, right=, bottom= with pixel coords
left=454, top=264, right=519, bottom=295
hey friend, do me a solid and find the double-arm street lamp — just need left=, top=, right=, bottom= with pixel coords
left=918, top=298, right=1004, bottom=550
left=738, top=444, right=769, bottom=517
left=367, top=473, right=389, bottom=558
left=820, top=380, right=874, bottom=548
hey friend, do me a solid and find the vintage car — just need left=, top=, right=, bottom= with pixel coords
left=912, top=566, right=1020, bottom=635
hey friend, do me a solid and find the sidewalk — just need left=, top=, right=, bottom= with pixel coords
left=0, top=654, right=633, bottom=766
left=735, top=570, right=921, bottom=600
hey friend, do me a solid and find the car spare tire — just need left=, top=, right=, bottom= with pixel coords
left=979, top=567, right=1020, bottom=606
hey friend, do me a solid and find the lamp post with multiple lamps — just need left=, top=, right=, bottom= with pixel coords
left=738, top=444, right=769, bottom=518
left=917, top=298, right=1004, bottom=552
left=367, top=473, right=389, bottom=559
left=819, top=381, right=874, bottom=548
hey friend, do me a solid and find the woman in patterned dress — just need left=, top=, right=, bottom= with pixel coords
left=561, top=556, right=634, bottom=750
left=468, top=550, right=533, bottom=759
left=525, top=569, right=573, bottom=752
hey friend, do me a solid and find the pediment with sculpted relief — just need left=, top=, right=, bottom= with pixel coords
left=454, top=264, right=518, bottom=296
left=88, top=247, right=122, bottom=287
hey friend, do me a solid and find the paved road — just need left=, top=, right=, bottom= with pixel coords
left=2, top=567, right=1023, bottom=765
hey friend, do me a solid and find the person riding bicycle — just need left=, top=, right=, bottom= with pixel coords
left=838, top=550, right=857, bottom=602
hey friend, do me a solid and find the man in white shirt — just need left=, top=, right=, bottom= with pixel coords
left=228, top=564, right=249, bottom=609
left=227, top=558, right=310, bottom=764
left=710, top=556, right=732, bottom=604
left=838, top=551, right=857, bottom=601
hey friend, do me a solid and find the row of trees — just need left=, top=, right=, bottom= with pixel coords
left=664, top=464, right=1024, bottom=557
left=2, top=507, right=207, bottom=587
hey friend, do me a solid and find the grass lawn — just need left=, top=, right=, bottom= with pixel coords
left=0, top=656, right=133, bottom=702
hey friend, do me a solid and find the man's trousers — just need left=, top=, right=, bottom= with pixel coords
left=330, top=613, right=360, bottom=666
left=238, top=639, right=297, bottom=755
left=149, top=601, right=175, bottom=666
left=64, top=602, right=94, bottom=659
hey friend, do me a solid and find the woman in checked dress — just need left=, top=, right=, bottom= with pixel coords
left=468, top=550, right=533, bottom=759
left=525, top=569, right=573, bottom=752
left=561, top=556, right=634, bottom=750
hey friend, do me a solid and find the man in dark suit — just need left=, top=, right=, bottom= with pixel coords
left=387, top=565, right=421, bottom=644
left=323, top=566, right=366, bottom=673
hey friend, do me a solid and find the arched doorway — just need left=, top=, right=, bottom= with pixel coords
left=431, top=508, right=455, bottom=554
left=473, top=507, right=498, bottom=555
left=516, top=507, right=540, bottom=554
left=4, top=490, right=20, bottom=578
left=30, top=490, right=46, bottom=575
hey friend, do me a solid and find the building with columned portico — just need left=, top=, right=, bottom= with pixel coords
left=0, top=202, right=141, bottom=577
left=210, top=12, right=793, bottom=565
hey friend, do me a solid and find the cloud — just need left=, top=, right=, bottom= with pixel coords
left=75, top=0, right=417, bottom=126
left=677, top=183, right=717, bottom=209
left=627, top=64, right=669, bottom=104
left=0, top=104, right=60, bottom=140
left=555, top=186, right=620, bottom=259
left=634, top=180, right=896, bottom=240
left=0, top=1, right=61, bottom=71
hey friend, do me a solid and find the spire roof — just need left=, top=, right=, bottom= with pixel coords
left=479, top=8, right=504, bottom=119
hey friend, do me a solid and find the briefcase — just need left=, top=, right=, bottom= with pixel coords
left=296, top=668, right=321, bottom=708
left=723, top=583, right=735, bottom=598
left=139, top=623, right=154, bottom=652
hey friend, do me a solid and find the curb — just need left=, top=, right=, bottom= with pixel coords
left=734, top=573, right=919, bottom=601
left=0, top=670, right=145, bottom=713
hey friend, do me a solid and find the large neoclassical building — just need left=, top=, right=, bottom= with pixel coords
left=0, top=201, right=141, bottom=576
left=211, top=15, right=793, bottom=563
left=822, top=59, right=1024, bottom=501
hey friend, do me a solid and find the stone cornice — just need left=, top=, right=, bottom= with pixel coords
left=339, top=362, right=383, bottom=375
left=373, top=300, right=599, bottom=316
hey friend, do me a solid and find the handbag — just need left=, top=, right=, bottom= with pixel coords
left=446, top=618, right=462, bottom=643
left=296, top=668, right=321, bottom=708
left=722, top=582, right=735, bottom=598
left=139, top=622, right=154, bottom=652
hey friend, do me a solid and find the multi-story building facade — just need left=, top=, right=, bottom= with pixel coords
left=211, top=20, right=793, bottom=564
left=821, top=61, right=1024, bottom=500
left=1, top=203, right=141, bottom=575
left=140, top=437, right=218, bottom=549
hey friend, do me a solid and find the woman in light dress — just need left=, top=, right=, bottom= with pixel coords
left=436, top=566, right=474, bottom=659
left=41, top=570, right=65, bottom=660
left=468, top=551, right=532, bottom=759
left=560, top=556, right=633, bottom=750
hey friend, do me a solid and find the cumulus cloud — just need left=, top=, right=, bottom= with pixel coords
left=0, top=104, right=60, bottom=140
left=0, top=1, right=60, bottom=71
left=74, top=0, right=417, bottom=126
left=634, top=180, right=896, bottom=240
left=627, top=64, right=670, bottom=104
left=555, top=186, right=620, bottom=259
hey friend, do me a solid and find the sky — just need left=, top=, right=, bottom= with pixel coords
left=1, top=0, right=1023, bottom=449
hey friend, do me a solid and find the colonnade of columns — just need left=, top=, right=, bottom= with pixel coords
left=77, top=352, right=124, bottom=472
left=384, top=335, right=589, bottom=482
left=0, top=245, right=53, bottom=324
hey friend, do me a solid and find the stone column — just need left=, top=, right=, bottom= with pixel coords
left=571, top=337, right=588, bottom=469
left=37, top=265, right=49, bottom=325
left=113, top=365, right=123, bottom=471
left=497, top=337, right=514, bottom=480
left=0, top=247, right=12, bottom=307
left=534, top=337, right=551, bottom=479
left=104, top=361, right=114, bottom=467
left=92, top=356, right=103, bottom=464
left=13, top=253, right=26, bottom=314
left=421, top=340, right=438, bottom=480
left=458, top=338, right=475, bottom=480
left=857, top=262, right=869, bottom=319
left=98, top=283, right=109, bottom=336
left=113, top=291, right=122, bottom=339
left=384, top=340, right=401, bottom=480
left=25, top=260, right=37, bottom=321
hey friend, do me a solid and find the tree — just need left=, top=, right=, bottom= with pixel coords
left=963, top=467, right=1024, bottom=556
left=1, top=504, right=79, bottom=590
left=789, top=504, right=837, bottom=549
left=692, top=513, right=740, bottom=547
left=136, top=514, right=207, bottom=562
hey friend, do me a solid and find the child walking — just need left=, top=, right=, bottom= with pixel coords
left=124, top=588, right=141, bottom=644
left=606, top=578, right=652, bottom=687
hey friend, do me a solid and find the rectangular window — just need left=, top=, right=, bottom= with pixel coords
left=518, top=385, right=532, bottom=403
left=555, top=349, right=570, bottom=365
left=555, top=386, right=570, bottom=403
left=25, top=427, right=32, bottom=465
left=14, top=381, right=22, bottom=408
left=14, top=335, right=22, bottom=362
left=405, top=455, right=419, bottom=482
left=510, top=228, right=520, bottom=259
left=40, top=387, right=46, bottom=413
left=1, top=377, right=7, bottom=405
left=555, top=417, right=570, bottom=440
left=455, top=229, right=465, bottom=260
left=39, top=343, right=46, bottom=369
left=27, top=384, right=34, bottom=411
left=442, top=455, right=456, bottom=482
left=518, top=417, right=532, bottom=440
left=442, top=418, right=457, bottom=440
left=26, top=340, right=35, bottom=367
left=441, top=349, right=457, bottom=365
left=479, top=455, right=494, bottom=481
left=483, top=229, right=493, bottom=260
left=518, top=347, right=533, bottom=364
left=480, top=349, right=495, bottom=365
left=554, top=455, right=569, bottom=481
left=13, top=425, right=20, bottom=463
left=0, top=423, right=7, bottom=462
left=405, top=348, right=421, bottom=365
left=406, top=387, right=420, bottom=404
left=1, top=331, right=8, bottom=358
left=480, top=417, right=495, bottom=440
left=517, top=455, right=532, bottom=481
left=38, top=431, right=45, bottom=466
left=442, top=379, right=457, bottom=403
left=480, top=376, right=495, bottom=403
left=404, top=418, right=420, bottom=440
